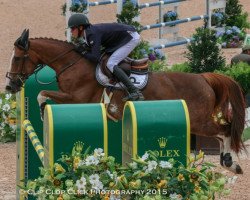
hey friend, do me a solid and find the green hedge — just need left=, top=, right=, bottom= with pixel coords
left=169, top=62, right=250, bottom=94
left=215, top=62, right=250, bottom=93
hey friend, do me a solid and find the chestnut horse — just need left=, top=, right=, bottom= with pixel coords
left=6, top=30, right=246, bottom=174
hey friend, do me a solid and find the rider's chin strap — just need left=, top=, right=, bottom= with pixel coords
left=100, top=88, right=118, bottom=122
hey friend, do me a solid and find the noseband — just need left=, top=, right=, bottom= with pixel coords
left=6, top=51, right=37, bottom=86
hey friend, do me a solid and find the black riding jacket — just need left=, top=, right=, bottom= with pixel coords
left=82, top=23, right=136, bottom=63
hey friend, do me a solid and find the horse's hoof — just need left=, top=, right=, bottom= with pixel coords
left=235, top=164, right=243, bottom=174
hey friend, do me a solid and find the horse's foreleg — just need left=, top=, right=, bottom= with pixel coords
left=218, top=135, right=243, bottom=174
left=37, top=90, right=73, bottom=119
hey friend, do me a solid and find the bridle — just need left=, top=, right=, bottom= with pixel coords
left=6, top=45, right=81, bottom=87
left=6, top=49, right=38, bottom=87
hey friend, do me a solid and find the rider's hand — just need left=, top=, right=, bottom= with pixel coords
left=74, top=43, right=91, bottom=54
left=74, top=44, right=85, bottom=54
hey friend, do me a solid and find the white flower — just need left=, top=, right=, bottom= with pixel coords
left=76, top=176, right=87, bottom=191
left=5, top=93, right=12, bottom=100
left=89, top=174, right=100, bottom=184
left=159, top=161, right=173, bottom=169
left=1, top=131, right=5, bottom=137
left=85, top=155, right=99, bottom=166
left=78, top=160, right=85, bottom=167
left=169, top=193, right=182, bottom=200
left=10, top=124, right=17, bottom=131
left=110, top=193, right=121, bottom=200
left=130, top=162, right=138, bottom=169
left=94, top=148, right=105, bottom=157
left=106, top=170, right=114, bottom=179
left=91, top=180, right=103, bottom=190
left=145, top=168, right=151, bottom=173
left=141, top=152, right=149, bottom=161
left=147, top=161, right=157, bottom=171
left=2, top=104, right=10, bottom=112
left=1, top=122, right=5, bottom=128
left=228, top=176, right=238, bottom=184
left=2, top=113, right=7, bottom=120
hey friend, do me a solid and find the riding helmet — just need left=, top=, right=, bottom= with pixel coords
left=68, top=14, right=90, bottom=28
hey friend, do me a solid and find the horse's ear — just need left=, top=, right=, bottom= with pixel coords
left=15, top=29, right=29, bottom=50
left=21, top=29, right=29, bottom=50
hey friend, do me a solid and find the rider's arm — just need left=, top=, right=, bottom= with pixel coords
left=82, top=34, right=101, bottom=63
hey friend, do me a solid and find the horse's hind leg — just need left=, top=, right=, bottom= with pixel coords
left=196, top=119, right=243, bottom=174
left=218, top=135, right=243, bottom=174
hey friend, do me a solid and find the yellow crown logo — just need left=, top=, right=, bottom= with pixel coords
left=158, top=137, right=167, bottom=148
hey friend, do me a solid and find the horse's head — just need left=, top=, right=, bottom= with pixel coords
left=6, top=29, right=39, bottom=93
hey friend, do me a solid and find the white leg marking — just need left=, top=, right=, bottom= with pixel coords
left=216, top=135, right=224, bottom=153
left=37, top=92, right=49, bottom=106
left=221, top=135, right=241, bottom=173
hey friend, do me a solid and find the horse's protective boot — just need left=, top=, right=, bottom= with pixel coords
left=113, top=66, right=144, bottom=101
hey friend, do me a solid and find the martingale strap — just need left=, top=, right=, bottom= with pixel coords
left=100, top=88, right=118, bottom=122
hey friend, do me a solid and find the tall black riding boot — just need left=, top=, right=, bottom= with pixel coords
left=113, top=66, right=144, bottom=101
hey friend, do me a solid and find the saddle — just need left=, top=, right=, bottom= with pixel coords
left=100, top=54, right=149, bottom=79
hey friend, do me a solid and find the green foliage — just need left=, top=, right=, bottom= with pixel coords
left=21, top=143, right=230, bottom=200
left=169, top=63, right=192, bottom=73
left=0, top=93, right=16, bottom=143
left=243, top=128, right=250, bottom=142
left=215, top=62, right=250, bottom=93
left=148, top=60, right=168, bottom=72
left=129, top=40, right=167, bottom=72
left=61, top=1, right=88, bottom=16
left=186, top=27, right=226, bottom=73
left=129, top=40, right=151, bottom=59
left=116, top=0, right=142, bottom=32
left=61, top=3, right=67, bottom=16
left=225, top=0, right=242, bottom=21
left=225, top=0, right=250, bottom=32
left=69, top=3, right=88, bottom=13
left=163, top=11, right=178, bottom=22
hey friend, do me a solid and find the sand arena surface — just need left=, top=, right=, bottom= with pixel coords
left=0, top=0, right=250, bottom=199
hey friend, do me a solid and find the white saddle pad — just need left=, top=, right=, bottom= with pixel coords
left=95, top=64, right=148, bottom=90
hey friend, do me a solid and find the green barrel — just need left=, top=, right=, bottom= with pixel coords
left=122, top=100, right=190, bottom=166
left=43, top=104, right=108, bottom=168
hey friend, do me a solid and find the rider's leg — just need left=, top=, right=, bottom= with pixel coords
left=107, top=31, right=144, bottom=101
left=113, top=65, right=144, bottom=101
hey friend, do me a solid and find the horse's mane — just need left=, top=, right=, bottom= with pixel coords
left=29, top=37, right=73, bottom=47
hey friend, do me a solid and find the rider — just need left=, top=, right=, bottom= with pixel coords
left=67, top=13, right=144, bottom=101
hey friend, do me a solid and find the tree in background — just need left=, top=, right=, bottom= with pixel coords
left=225, top=0, right=250, bottom=32
left=186, top=27, right=226, bottom=73
left=116, top=0, right=141, bottom=32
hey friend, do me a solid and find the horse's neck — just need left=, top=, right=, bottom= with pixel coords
left=30, top=39, right=101, bottom=100
left=30, top=39, right=93, bottom=74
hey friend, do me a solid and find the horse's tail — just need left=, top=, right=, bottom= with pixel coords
left=201, top=72, right=246, bottom=153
